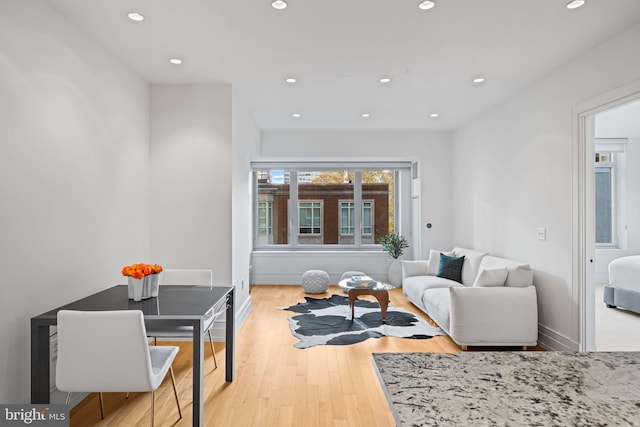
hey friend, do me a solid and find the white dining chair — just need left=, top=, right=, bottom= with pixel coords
left=145, top=268, right=224, bottom=370
left=55, top=310, right=182, bottom=426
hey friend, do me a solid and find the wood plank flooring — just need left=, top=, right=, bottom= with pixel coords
left=69, top=285, right=539, bottom=426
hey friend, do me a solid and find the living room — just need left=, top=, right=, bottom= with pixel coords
left=2, top=0, right=640, bottom=424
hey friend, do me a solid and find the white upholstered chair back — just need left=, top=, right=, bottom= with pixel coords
left=55, top=310, right=182, bottom=425
left=159, top=269, right=213, bottom=288
left=56, top=310, right=167, bottom=392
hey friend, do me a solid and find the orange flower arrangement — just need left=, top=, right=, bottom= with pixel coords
left=121, top=263, right=163, bottom=280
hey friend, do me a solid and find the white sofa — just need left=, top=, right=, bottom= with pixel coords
left=402, top=247, right=538, bottom=349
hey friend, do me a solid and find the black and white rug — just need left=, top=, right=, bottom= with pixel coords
left=281, top=294, right=445, bottom=349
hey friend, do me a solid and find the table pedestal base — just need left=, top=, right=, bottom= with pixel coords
left=348, top=289, right=390, bottom=322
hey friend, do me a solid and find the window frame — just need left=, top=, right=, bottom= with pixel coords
left=251, top=160, right=412, bottom=251
left=594, top=161, right=617, bottom=247
left=339, top=200, right=374, bottom=237
left=593, top=139, right=627, bottom=249
left=298, top=200, right=323, bottom=236
left=257, top=201, right=273, bottom=237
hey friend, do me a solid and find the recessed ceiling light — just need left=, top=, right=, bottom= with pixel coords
left=169, top=58, right=183, bottom=65
left=285, top=77, right=297, bottom=83
left=292, top=113, right=301, bottom=118
left=430, top=113, right=440, bottom=118
left=566, top=0, right=586, bottom=9
left=418, top=1, right=436, bottom=10
left=361, top=113, right=371, bottom=118
left=127, top=12, right=144, bottom=21
left=380, top=77, right=392, bottom=84
left=272, top=0, right=288, bottom=10
left=472, top=77, right=486, bottom=84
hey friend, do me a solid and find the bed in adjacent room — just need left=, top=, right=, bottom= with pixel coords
left=604, top=255, right=640, bottom=314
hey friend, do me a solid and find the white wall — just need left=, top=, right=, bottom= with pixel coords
left=231, top=90, right=261, bottom=324
left=451, top=24, right=640, bottom=350
left=149, top=85, right=232, bottom=282
left=256, top=131, right=452, bottom=283
left=0, top=1, right=150, bottom=403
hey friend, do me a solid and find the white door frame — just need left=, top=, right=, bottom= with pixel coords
left=574, top=80, right=640, bottom=351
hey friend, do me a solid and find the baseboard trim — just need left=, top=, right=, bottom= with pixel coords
left=538, top=324, right=578, bottom=351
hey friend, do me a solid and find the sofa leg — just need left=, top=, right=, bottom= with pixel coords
left=461, top=345, right=467, bottom=351
left=522, top=346, right=528, bottom=351
left=606, top=304, right=616, bottom=308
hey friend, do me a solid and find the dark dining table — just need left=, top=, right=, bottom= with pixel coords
left=31, top=284, right=235, bottom=427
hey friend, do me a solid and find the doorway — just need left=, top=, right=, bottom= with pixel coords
left=576, top=81, right=640, bottom=351
left=593, top=100, right=640, bottom=350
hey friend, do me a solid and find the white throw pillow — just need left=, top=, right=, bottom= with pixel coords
left=505, top=265, right=534, bottom=287
left=426, top=249, right=454, bottom=276
left=473, top=268, right=508, bottom=287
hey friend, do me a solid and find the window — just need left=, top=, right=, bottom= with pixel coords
left=299, top=201, right=322, bottom=235
left=340, top=201, right=354, bottom=235
left=594, top=139, right=627, bottom=249
left=252, top=161, right=410, bottom=249
left=363, top=201, right=373, bottom=235
left=257, top=201, right=273, bottom=244
left=595, top=166, right=613, bottom=244
left=339, top=200, right=374, bottom=243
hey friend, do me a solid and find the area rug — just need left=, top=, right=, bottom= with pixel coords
left=373, top=351, right=640, bottom=426
left=281, top=294, right=445, bottom=349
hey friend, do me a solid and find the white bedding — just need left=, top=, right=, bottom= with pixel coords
left=608, top=255, right=640, bottom=292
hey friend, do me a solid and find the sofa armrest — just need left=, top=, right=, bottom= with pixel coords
left=402, top=260, right=429, bottom=280
left=449, top=286, right=538, bottom=346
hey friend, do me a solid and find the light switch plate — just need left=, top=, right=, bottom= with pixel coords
left=537, top=227, right=546, bottom=241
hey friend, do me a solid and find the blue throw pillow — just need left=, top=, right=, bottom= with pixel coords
left=437, top=253, right=465, bottom=283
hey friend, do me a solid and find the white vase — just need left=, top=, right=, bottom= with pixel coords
left=128, top=277, right=144, bottom=302
left=149, top=273, right=160, bottom=297
left=388, top=258, right=403, bottom=287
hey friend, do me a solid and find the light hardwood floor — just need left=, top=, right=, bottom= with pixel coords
left=70, top=285, right=539, bottom=426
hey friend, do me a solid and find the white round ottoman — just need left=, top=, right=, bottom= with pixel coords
left=301, top=270, right=330, bottom=294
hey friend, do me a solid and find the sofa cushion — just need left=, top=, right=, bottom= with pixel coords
left=473, top=268, right=508, bottom=287
left=403, top=275, right=463, bottom=307
left=421, top=288, right=452, bottom=333
left=426, top=249, right=454, bottom=275
left=453, top=247, right=489, bottom=286
left=478, top=255, right=534, bottom=288
left=401, top=260, right=428, bottom=278
left=437, top=254, right=465, bottom=283
left=505, top=266, right=534, bottom=288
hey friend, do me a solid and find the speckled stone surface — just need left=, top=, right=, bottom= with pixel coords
left=373, top=352, right=640, bottom=426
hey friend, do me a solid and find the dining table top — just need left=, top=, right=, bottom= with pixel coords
left=32, top=284, right=234, bottom=321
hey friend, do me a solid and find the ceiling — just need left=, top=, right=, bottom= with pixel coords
left=46, top=0, right=640, bottom=132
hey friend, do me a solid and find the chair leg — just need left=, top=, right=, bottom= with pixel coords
left=99, top=392, right=105, bottom=420
left=151, top=390, right=155, bottom=427
left=208, top=329, right=218, bottom=370
left=65, top=392, right=72, bottom=405
left=170, top=366, right=182, bottom=420
left=154, top=337, right=157, bottom=346
left=125, top=392, right=130, bottom=399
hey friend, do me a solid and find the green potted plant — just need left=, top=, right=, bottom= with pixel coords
left=378, top=233, right=409, bottom=259
left=378, top=232, right=409, bottom=286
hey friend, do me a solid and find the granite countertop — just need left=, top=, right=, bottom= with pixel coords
left=373, top=351, right=640, bottom=426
